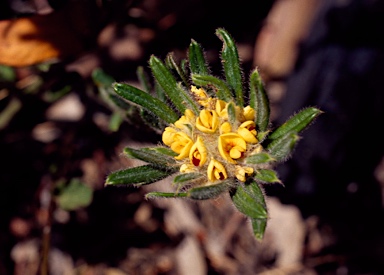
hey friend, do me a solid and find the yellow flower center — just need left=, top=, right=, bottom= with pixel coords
left=218, top=133, right=247, bottom=164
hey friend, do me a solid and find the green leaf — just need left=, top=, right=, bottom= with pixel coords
left=188, top=39, right=210, bottom=75
left=187, top=179, right=234, bottom=200
left=173, top=172, right=204, bottom=184
left=251, top=218, right=267, bottom=241
left=230, top=180, right=267, bottom=219
left=245, top=152, right=275, bottom=164
left=114, top=82, right=179, bottom=124
left=165, top=52, right=189, bottom=87
left=136, top=66, right=152, bottom=93
left=152, top=147, right=178, bottom=157
left=191, top=74, right=233, bottom=102
left=155, top=82, right=167, bottom=102
left=267, top=132, right=300, bottom=162
left=216, top=28, right=244, bottom=107
left=124, top=147, right=176, bottom=167
left=145, top=192, right=188, bottom=199
left=254, top=169, right=281, bottom=184
left=140, top=108, right=164, bottom=131
left=149, top=55, right=199, bottom=114
left=268, top=107, right=323, bottom=140
left=249, top=68, right=270, bottom=132
left=108, top=112, right=124, bottom=132
left=92, top=68, right=115, bottom=87
left=56, top=179, right=93, bottom=211
left=231, top=181, right=268, bottom=240
left=227, top=101, right=237, bottom=124
left=106, top=165, right=175, bottom=186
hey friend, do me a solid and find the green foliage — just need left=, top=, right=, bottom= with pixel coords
left=55, top=179, right=93, bottom=211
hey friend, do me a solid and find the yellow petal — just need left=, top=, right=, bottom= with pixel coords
left=169, top=132, right=193, bottom=160
left=243, top=106, right=256, bottom=121
left=191, top=86, right=212, bottom=106
left=238, top=121, right=258, bottom=144
left=218, top=133, right=247, bottom=164
left=184, top=109, right=196, bottom=120
left=235, top=166, right=254, bottom=182
left=196, top=110, right=219, bottom=133
left=189, top=136, right=207, bottom=167
left=162, top=127, right=177, bottom=146
left=220, top=121, right=232, bottom=134
left=207, top=159, right=227, bottom=181
left=174, top=109, right=196, bottom=130
left=215, top=100, right=228, bottom=118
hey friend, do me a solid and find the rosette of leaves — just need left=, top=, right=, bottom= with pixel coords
left=104, top=28, right=322, bottom=240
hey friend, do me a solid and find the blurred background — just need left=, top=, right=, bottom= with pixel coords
left=1, top=0, right=384, bottom=274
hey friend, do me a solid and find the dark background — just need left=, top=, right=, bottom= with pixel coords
left=1, top=0, right=384, bottom=274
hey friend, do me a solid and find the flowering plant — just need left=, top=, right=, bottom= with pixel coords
left=104, top=28, right=321, bottom=240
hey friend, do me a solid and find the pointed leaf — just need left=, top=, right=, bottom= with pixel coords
left=173, top=173, right=204, bottom=184
left=152, top=147, right=178, bottom=157
left=149, top=55, right=199, bottom=114
left=145, top=192, right=187, bottom=199
left=188, top=39, right=210, bottom=75
left=216, top=28, right=244, bottom=107
left=230, top=181, right=267, bottom=219
left=268, top=107, right=323, bottom=140
left=191, top=74, right=233, bottom=102
left=227, top=101, right=237, bottom=124
left=249, top=68, right=270, bottom=132
left=106, top=165, right=175, bottom=186
left=251, top=218, right=267, bottom=241
left=245, top=152, right=275, bottom=164
left=187, top=179, right=234, bottom=200
left=165, top=52, right=189, bottom=87
left=114, top=82, right=179, bottom=124
left=124, top=147, right=177, bottom=167
left=254, top=169, right=281, bottom=184
left=267, top=132, right=300, bottom=161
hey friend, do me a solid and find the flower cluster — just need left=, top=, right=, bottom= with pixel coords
left=101, top=28, right=322, bottom=240
left=163, top=86, right=261, bottom=184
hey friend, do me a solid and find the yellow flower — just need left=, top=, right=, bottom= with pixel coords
left=237, top=121, right=258, bottom=144
left=218, top=133, right=247, bottom=163
left=162, top=127, right=177, bottom=146
left=189, top=136, right=207, bottom=167
left=243, top=106, right=256, bottom=121
left=220, top=121, right=232, bottom=134
left=168, top=131, right=194, bottom=160
left=175, top=109, right=196, bottom=130
left=215, top=100, right=228, bottom=118
left=235, top=166, right=254, bottom=182
left=196, top=109, right=219, bottom=133
left=207, top=159, right=227, bottom=181
left=191, top=86, right=213, bottom=107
